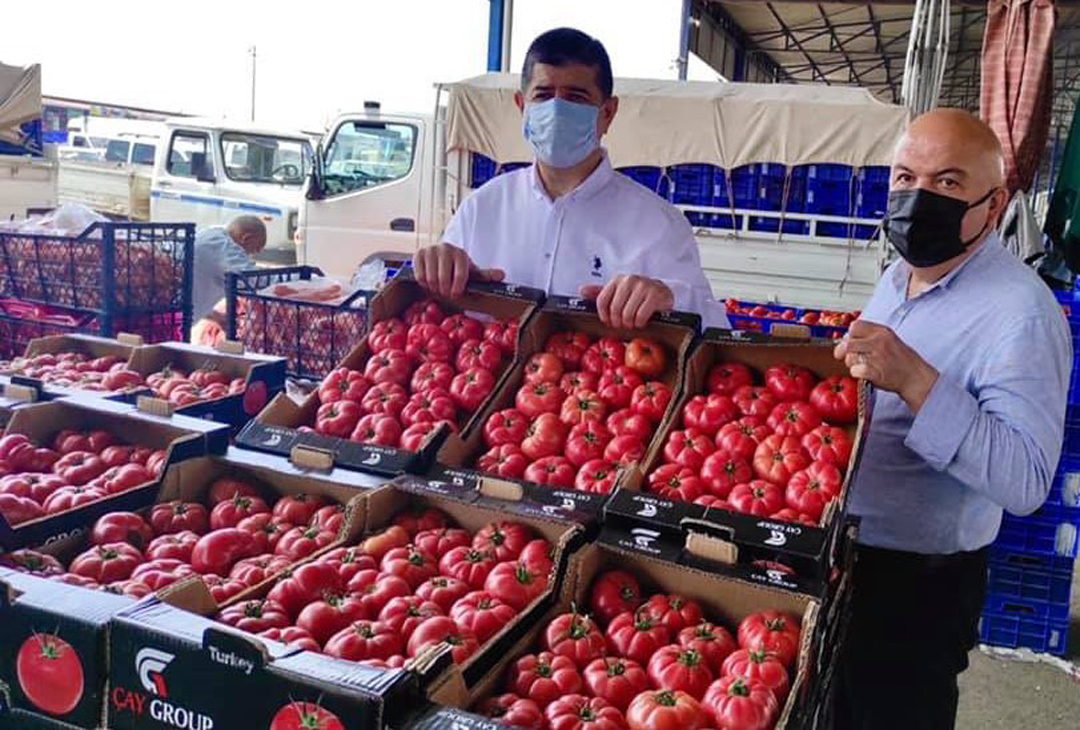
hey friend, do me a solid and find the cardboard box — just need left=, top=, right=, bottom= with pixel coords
left=0, top=567, right=135, bottom=729
left=429, top=296, right=700, bottom=521
left=0, top=397, right=230, bottom=551
left=417, top=524, right=824, bottom=729
left=118, top=341, right=287, bottom=434
left=606, top=329, right=872, bottom=585
left=236, top=277, right=544, bottom=477
left=0, top=333, right=144, bottom=398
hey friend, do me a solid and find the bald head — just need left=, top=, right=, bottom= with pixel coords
left=226, top=215, right=266, bottom=255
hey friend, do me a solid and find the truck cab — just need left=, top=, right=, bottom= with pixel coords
left=150, top=118, right=315, bottom=255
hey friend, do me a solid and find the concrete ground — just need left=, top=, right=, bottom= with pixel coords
left=956, top=561, right=1080, bottom=729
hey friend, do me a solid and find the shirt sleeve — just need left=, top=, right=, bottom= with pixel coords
left=647, top=212, right=730, bottom=329
left=440, top=196, right=475, bottom=255
left=222, top=242, right=253, bottom=272
left=904, top=313, right=1073, bottom=515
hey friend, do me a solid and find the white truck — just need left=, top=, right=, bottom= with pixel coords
left=0, top=62, right=56, bottom=222
left=298, top=73, right=909, bottom=310
left=56, top=133, right=157, bottom=220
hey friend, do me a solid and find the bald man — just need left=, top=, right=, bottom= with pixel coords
left=191, top=216, right=266, bottom=335
left=833, top=110, right=1071, bottom=728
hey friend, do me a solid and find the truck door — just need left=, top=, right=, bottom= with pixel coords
left=301, top=118, right=423, bottom=278
left=151, top=128, right=221, bottom=229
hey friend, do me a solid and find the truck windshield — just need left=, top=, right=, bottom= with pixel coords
left=105, top=139, right=130, bottom=163
left=220, top=132, right=313, bottom=185
left=322, top=121, right=416, bottom=196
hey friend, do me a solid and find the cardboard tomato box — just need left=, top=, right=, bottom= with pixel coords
left=0, top=333, right=144, bottom=397
left=429, top=296, right=700, bottom=522
left=412, top=522, right=828, bottom=730
left=236, top=276, right=544, bottom=477
left=605, top=328, right=872, bottom=585
left=118, top=341, right=287, bottom=434
left=0, top=397, right=230, bottom=551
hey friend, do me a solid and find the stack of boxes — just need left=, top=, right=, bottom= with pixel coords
left=979, top=288, right=1080, bottom=656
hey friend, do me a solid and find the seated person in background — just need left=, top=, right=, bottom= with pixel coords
left=190, top=215, right=265, bottom=345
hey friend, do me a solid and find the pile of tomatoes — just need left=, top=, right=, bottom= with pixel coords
left=646, top=362, right=858, bottom=525
left=145, top=364, right=247, bottom=407
left=724, top=300, right=857, bottom=339
left=200, top=511, right=553, bottom=668
left=309, top=299, right=519, bottom=451
left=0, top=476, right=345, bottom=601
left=0, top=429, right=168, bottom=527
left=478, top=568, right=801, bottom=730
left=0, top=351, right=146, bottom=392
left=476, top=334, right=673, bottom=493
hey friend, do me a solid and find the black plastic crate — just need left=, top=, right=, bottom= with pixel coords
left=0, top=222, right=193, bottom=335
left=226, top=265, right=371, bottom=380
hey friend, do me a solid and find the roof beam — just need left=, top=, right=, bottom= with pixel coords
left=866, top=5, right=899, bottom=103
left=816, top=3, right=867, bottom=83
left=765, top=1, right=829, bottom=82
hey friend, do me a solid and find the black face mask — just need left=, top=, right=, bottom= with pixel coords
left=883, top=187, right=996, bottom=267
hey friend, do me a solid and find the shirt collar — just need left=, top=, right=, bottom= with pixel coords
left=529, top=151, right=615, bottom=204
left=889, top=233, right=1002, bottom=298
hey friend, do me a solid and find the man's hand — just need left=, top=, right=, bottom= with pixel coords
left=834, top=320, right=938, bottom=412
left=580, top=275, right=675, bottom=330
left=412, top=243, right=505, bottom=298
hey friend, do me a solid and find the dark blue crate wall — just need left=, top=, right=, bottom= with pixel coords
left=854, top=166, right=890, bottom=240
left=618, top=166, right=670, bottom=199
left=747, top=164, right=807, bottom=235
left=469, top=154, right=531, bottom=188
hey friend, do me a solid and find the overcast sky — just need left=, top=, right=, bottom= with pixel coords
left=3, top=0, right=719, bottom=131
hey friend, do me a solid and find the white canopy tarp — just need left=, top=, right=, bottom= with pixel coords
left=0, top=62, right=42, bottom=147
left=444, top=73, right=910, bottom=169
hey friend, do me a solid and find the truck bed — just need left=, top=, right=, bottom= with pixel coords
left=57, top=160, right=150, bottom=220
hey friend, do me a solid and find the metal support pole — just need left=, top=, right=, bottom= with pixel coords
left=502, top=0, right=514, bottom=72
left=678, top=0, right=693, bottom=80
left=487, top=0, right=506, bottom=73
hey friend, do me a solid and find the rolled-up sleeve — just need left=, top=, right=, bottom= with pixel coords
left=905, top=313, right=1072, bottom=515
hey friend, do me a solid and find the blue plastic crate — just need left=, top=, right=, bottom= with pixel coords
left=988, top=546, right=1075, bottom=575
left=730, top=165, right=758, bottom=209
left=1049, top=458, right=1080, bottom=508
left=670, top=164, right=716, bottom=228
left=855, top=166, right=890, bottom=218
left=996, top=506, right=1080, bottom=558
left=985, top=563, right=1073, bottom=617
left=979, top=610, right=1070, bottom=655
left=470, top=153, right=497, bottom=188
left=618, top=166, right=670, bottom=199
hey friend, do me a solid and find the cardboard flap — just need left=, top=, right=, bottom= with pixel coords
left=544, top=295, right=701, bottom=331
left=116, top=332, right=145, bottom=346
left=767, top=323, right=812, bottom=340
left=213, top=339, right=245, bottom=355
left=290, top=444, right=335, bottom=471
left=684, top=529, right=739, bottom=565
left=476, top=477, right=524, bottom=502
left=136, top=396, right=175, bottom=418
left=201, top=625, right=270, bottom=672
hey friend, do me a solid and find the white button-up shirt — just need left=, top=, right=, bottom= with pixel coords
left=442, top=155, right=728, bottom=328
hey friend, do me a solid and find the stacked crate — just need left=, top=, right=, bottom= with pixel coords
left=979, top=289, right=1080, bottom=655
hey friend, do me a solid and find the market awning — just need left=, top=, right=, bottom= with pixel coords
left=443, top=72, right=909, bottom=169
left=0, top=62, right=41, bottom=147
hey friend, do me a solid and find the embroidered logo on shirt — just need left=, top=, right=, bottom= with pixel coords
left=591, top=255, right=603, bottom=278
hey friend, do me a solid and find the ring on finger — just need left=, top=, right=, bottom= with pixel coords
left=856, top=353, right=869, bottom=365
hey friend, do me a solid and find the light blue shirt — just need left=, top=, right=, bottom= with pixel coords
left=850, top=235, right=1072, bottom=554
left=192, top=226, right=253, bottom=321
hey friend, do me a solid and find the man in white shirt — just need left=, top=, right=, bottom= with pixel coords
left=191, top=215, right=266, bottom=332
left=414, top=27, right=727, bottom=329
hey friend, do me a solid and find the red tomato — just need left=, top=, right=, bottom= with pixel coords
left=598, top=366, right=644, bottom=409
left=802, top=425, right=853, bottom=468
left=809, top=375, right=859, bottom=424
left=276, top=524, right=337, bottom=561
left=574, top=459, right=620, bottom=494
left=483, top=319, right=519, bottom=354
left=479, top=694, right=544, bottom=729
left=190, top=528, right=256, bottom=576
left=715, top=416, right=769, bottom=462
left=406, top=323, right=453, bottom=363
left=0, top=473, right=66, bottom=504
left=764, top=364, right=817, bottom=402
left=705, top=362, right=754, bottom=395
left=440, top=313, right=484, bottom=346
left=400, top=389, right=455, bottom=428
left=560, top=370, right=600, bottom=396
left=90, top=512, right=153, bottom=550
left=449, top=590, right=517, bottom=643
left=477, top=444, right=529, bottom=478
left=736, top=611, right=802, bottom=668
left=363, top=349, right=412, bottom=387
left=267, top=561, right=343, bottom=619
left=380, top=545, right=438, bottom=588
left=682, top=394, right=739, bottom=436
left=521, top=413, right=568, bottom=461
left=17, top=633, right=85, bottom=715
left=647, top=464, right=704, bottom=502
left=590, top=570, right=642, bottom=624
left=391, top=508, right=447, bottom=535
left=456, top=338, right=503, bottom=374
left=482, top=561, right=549, bottom=610
left=413, top=527, right=471, bottom=559
left=546, top=694, right=628, bottom=730
left=318, top=368, right=371, bottom=405
left=70, top=542, right=143, bottom=583
left=351, top=413, right=403, bottom=447
left=317, top=546, right=377, bottom=583
left=483, top=408, right=529, bottom=448
left=770, top=507, right=817, bottom=525
left=360, top=382, right=409, bottom=419
left=728, top=481, right=785, bottom=517
left=272, top=493, right=330, bottom=525
left=678, top=621, right=738, bottom=675
left=218, top=598, right=291, bottom=633
left=702, top=676, right=778, bottom=730
left=519, top=538, right=554, bottom=575
left=144, top=530, right=200, bottom=563
left=376, top=596, right=443, bottom=641
left=509, top=652, right=584, bottom=708
left=785, top=461, right=843, bottom=521
left=449, top=367, right=496, bottom=411
left=565, top=421, right=613, bottom=467
left=270, top=702, right=345, bottom=730
left=647, top=645, right=714, bottom=700
left=0, top=549, right=63, bottom=576
left=369, top=317, right=408, bottom=353
left=584, top=656, right=650, bottom=712
left=560, top=389, right=608, bottom=426
left=544, top=611, right=607, bottom=669
left=406, top=615, right=479, bottom=664
left=400, top=421, right=448, bottom=452
left=524, top=456, right=577, bottom=487
left=732, top=386, right=778, bottom=419
left=439, top=546, right=497, bottom=589
left=410, top=361, right=455, bottom=395
left=625, top=337, right=667, bottom=377
left=766, top=401, right=823, bottom=438
left=606, top=610, right=672, bottom=666
left=314, top=400, right=362, bottom=438
left=210, top=493, right=271, bottom=530
left=347, top=570, right=412, bottom=617
left=41, top=484, right=107, bottom=515
left=639, top=594, right=704, bottom=634
left=230, top=553, right=291, bottom=587
left=207, top=477, right=262, bottom=505
left=94, top=463, right=154, bottom=495
left=721, top=649, right=790, bottom=705
left=53, top=451, right=107, bottom=486
left=237, top=512, right=292, bottom=554
left=259, top=627, right=322, bottom=654
left=752, top=435, right=810, bottom=486
left=629, top=381, right=672, bottom=423
left=325, top=619, right=404, bottom=661
left=625, top=690, right=707, bottom=730
left=662, top=429, right=715, bottom=472
left=606, top=408, right=653, bottom=441
left=516, top=380, right=564, bottom=419
left=699, top=451, right=751, bottom=499
left=525, top=353, right=565, bottom=384
left=416, top=575, right=471, bottom=613
left=582, top=339, right=626, bottom=375
left=474, top=521, right=533, bottom=561
left=0, top=493, right=44, bottom=524
left=545, top=332, right=593, bottom=368
left=604, top=435, right=647, bottom=466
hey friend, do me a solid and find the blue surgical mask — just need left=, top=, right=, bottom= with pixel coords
left=522, top=98, right=600, bottom=169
